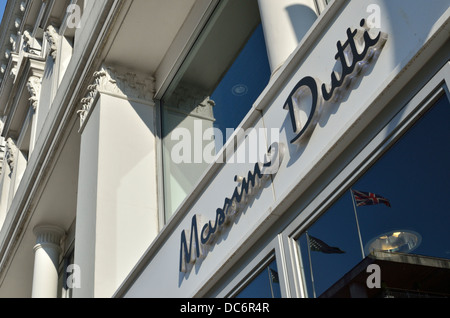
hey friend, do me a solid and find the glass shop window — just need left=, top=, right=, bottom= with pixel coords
left=161, top=0, right=271, bottom=221
left=297, top=94, right=450, bottom=298
left=235, top=259, right=282, bottom=298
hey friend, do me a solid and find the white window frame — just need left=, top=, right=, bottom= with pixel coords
left=281, top=61, right=450, bottom=298
left=214, top=235, right=291, bottom=298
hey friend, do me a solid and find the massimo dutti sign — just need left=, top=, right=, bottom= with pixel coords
left=179, top=18, right=387, bottom=274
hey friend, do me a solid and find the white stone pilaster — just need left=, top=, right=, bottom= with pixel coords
left=74, top=65, right=158, bottom=298
left=31, top=225, right=65, bottom=298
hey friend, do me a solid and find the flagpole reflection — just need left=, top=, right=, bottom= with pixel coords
left=267, top=267, right=275, bottom=298
left=305, top=232, right=317, bottom=298
left=350, top=189, right=366, bottom=259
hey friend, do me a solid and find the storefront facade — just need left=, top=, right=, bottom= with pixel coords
left=0, top=0, right=448, bottom=298
left=118, top=0, right=450, bottom=298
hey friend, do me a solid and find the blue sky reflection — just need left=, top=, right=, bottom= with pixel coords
left=298, top=94, right=450, bottom=297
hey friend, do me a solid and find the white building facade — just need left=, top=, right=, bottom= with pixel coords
left=0, top=0, right=448, bottom=298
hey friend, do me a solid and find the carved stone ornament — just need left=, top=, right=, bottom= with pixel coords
left=22, top=30, right=40, bottom=55
left=10, top=34, right=18, bottom=52
left=5, top=138, right=17, bottom=172
left=44, top=25, right=60, bottom=60
left=27, top=75, right=42, bottom=110
left=93, top=66, right=155, bottom=100
left=77, top=65, right=155, bottom=130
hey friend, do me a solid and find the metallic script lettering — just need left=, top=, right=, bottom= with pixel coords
left=179, top=18, right=388, bottom=274
left=180, top=142, right=285, bottom=273
left=284, top=18, right=387, bottom=144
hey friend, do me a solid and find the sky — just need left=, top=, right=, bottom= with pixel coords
left=0, top=0, right=5, bottom=24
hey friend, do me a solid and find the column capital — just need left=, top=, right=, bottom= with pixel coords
left=77, top=64, right=155, bottom=132
left=32, top=225, right=65, bottom=298
left=33, top=225, right=65, bottom=252
left=92, top=65, right=155, bottom=101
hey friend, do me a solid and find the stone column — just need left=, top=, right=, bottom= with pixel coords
left=258, top=0, right=318, bottom=75
left=31, top=225, right=65, bottom=298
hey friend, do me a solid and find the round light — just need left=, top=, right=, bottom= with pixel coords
left=232, top=84, right=248, bottom=96
left=365, top=230, right=421, bottom=255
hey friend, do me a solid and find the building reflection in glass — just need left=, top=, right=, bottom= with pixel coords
left=297, top=94, right=450, bottom=298
left=235, top=259, right=282, bottom=298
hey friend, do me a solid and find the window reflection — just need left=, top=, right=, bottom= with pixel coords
left=236, top=259, right=281, bottom=298
left=298, top=94, right=450, bottom=298
left=161, top=0, right=270, bottom=221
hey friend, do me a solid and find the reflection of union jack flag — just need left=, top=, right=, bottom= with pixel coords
left=352, top=190, right=391, bottom=207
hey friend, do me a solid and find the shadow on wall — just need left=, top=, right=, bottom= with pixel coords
left=375, top=0, right=450, bottom=134
left=286, top=4, right=319, bottom=44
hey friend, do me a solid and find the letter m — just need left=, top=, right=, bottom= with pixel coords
left=180, top=215, right=202, bottom=273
